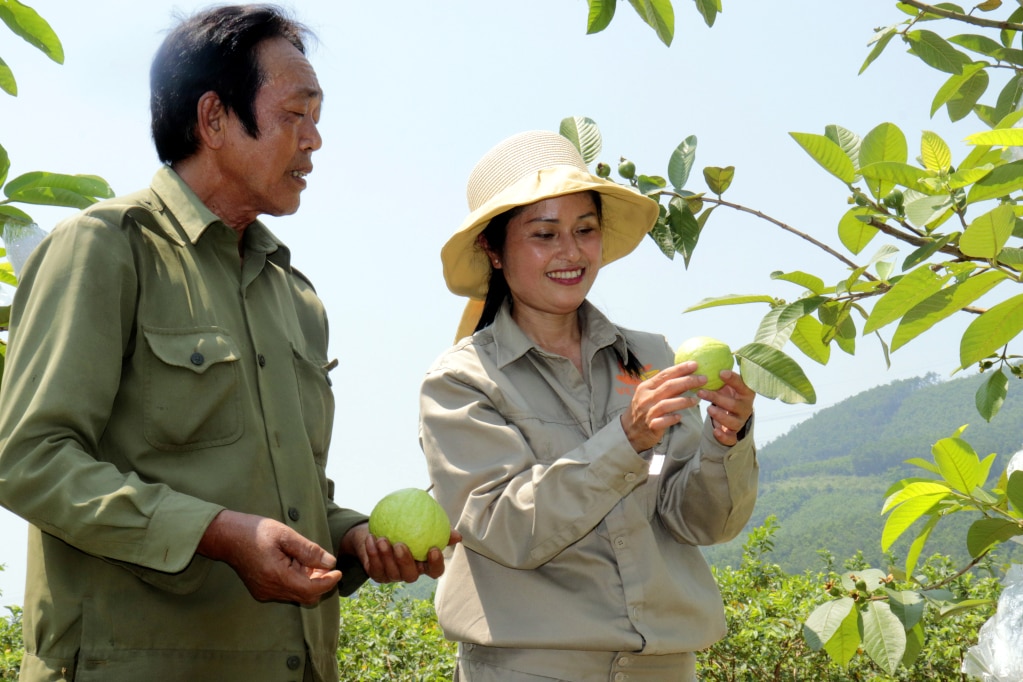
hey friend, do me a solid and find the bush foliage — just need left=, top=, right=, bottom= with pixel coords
left=0, top=519, right=1002, bottom=680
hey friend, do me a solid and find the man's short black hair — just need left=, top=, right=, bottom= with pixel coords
left=150, top=4, right=312, bottom=165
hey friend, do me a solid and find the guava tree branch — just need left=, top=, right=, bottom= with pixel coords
left=701, top=196, right=876, bottom=280
left=900, top=0, right=1023, bottom=31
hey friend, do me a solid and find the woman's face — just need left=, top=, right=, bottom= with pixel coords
left=489, top=192, right=603, bottom=322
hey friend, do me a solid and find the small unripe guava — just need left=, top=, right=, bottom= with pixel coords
left=674, top=336, right=734, bottom=391
left=368, top=488, right=451, bottom=561
left=595, top=162, right=611, bottom=178
left=618, top=158, right=636, bottom=180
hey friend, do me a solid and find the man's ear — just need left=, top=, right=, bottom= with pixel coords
left=195, top=91, right=226, bottom=149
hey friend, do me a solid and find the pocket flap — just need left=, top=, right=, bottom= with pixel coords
left=143, top=327, right=240, bottom=375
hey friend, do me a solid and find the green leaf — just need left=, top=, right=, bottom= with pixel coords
left=790, top=132, right=856, bottom=183
left=789, top=315, right=831, bottom=365
left=692, top=0, right=721, bottom=28
left=0, top=141, right=10, bottom=186
left=4, top=171, right=114, bottom=207
left=559, top=116, right=602, bottom=164
left=703, top=165, right=734, bottom=195
left=753, top=305, right=797, bottom=349
left=863, top=266, right=952, bottom=334
left=647, top=207, right=675, bottom=260
left=905, top=514, right=940, bottom=578
left=862, top=601, right=906, bottom=675
left=803, top=597, right=858, bottom=660
left=976, top=368, right=1008, bottom=422
left=931, top=62, right=987, bottom=117
left=684, top=293, right=776, bottom=312
left=1007, top=470, right=1023, bottom=514
left=636, top=174, right=666, bottom=195
left=902, top=622, right=925, bottom=668
left=966, top=517, right=1023, bottom=557
left=0, top=261, right=16, bottom=286
left=838, top=206, right=880, bottom=254
left=882, top=493, right=946, bottom=551
left=734, top=342, right=816, bottom=404
left=758, top=296, right=830, bottom=341
left=626, top=0, right=674, bottom=46
left=0, top=55, right=15, bottom=96
left=585, top=0, right=616, bottom=34
left=966, top=160, right=1023, bottom=204
left=965, top=128, right=1023, bottom=147
left=932, top=435, right=982, bottom=493
left=947, top=68, right=989, bottom=122
left=904, top=457, right=942, bottom=476
left=947, top=164, right=994, bottom=189
left=826, top=124, right=861, bottom=171
left=891, top=270, right=1007, bottom=352
left=860, top=25, right=899, bottom=75
left=940, top=598, right=997, bottom=618
left=770, top=270, right=825, bottom=294
left=906, top=29, right=969, bottom=74
left=960, top=292, right=1023, bottom=367
left=823, top=602, right=862, bottom=666
left=920, top=130, right=952, bottom=173
left=859, top=122, right=908, bottom=198
left=0, top=204, right=33, bottom=226
left=0, top=0, right=63, bottom=63
left=885, top=589, right=926, bottom=631
left=667, top=136, right=697, bottom=191
left=903, top=234, right=954, bottom=269
left=882, top=481, right=954, bottom=514
left=997, top=246, right=1023, bottom=267
left=903, top=193, right=952, bottom=232
left=667, top=197, right=700, bottom=267
left=859, top=161, right=933, bottom=194
left=960, top=203, right=1015, bottom=258
left=947, top=32, right=1004, bottom=58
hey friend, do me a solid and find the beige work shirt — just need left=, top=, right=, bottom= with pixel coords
left=419, top=301, right=758, bottom=658
left=0, top=167, right=366, bottom=681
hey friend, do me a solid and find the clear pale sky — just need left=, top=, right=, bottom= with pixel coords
left=0, top=1, right=980, bottom=607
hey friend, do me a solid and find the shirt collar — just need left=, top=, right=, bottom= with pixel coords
left=489, top=299, right=629, bottom=368
left=149, top=166, right=291, bottom=270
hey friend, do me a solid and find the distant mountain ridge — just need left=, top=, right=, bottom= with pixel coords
left=702, top=371, right=1023, bottom=572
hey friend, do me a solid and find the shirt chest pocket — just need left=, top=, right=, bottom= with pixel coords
left=142, top=327, right=242, bottom=451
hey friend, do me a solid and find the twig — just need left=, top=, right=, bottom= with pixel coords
left=900, top=0, right=1023, bottom=30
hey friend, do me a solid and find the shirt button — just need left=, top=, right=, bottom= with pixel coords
left=614, top=673, right=627, bottom=682
left=618, top=656, right=630, bottom=666
left=614, top=537, right=627, bottom=548
left=190, top=352, right=204, bottom=366
left=288, top=507, right=301, bottom=522
left=624, top=472, right=636, bottom=483
left=257, top=354, right=266, bottom=367
left=286, top=655, right=301, bottom=670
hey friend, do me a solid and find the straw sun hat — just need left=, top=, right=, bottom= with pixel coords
left=442, top=130, right=660, bottom=340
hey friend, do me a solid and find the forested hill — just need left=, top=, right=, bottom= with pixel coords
left=702, top=370, right=1023, bottom=573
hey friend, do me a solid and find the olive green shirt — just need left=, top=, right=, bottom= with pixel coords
left=0, top=167, right=367, bottom=681
left=419, top=302, right=758, bottom=659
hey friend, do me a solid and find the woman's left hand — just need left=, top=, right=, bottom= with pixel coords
left=698, top=370, right=755, bottom=446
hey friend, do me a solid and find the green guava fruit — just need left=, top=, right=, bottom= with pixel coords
left=368, top=488, right=451, bottom=561
left=674, top=336, right=734, bottom=391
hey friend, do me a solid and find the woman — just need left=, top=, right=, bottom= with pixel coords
left=419, top=130, right=757, bottom=681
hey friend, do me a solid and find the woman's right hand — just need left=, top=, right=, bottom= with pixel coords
left=619, top=361, right=703, bottom=453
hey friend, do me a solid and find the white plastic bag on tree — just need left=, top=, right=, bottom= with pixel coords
left=962, top=563, right=1023, bottom=681
left=2, top=221, right=47, bottom=278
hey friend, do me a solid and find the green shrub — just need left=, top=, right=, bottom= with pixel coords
left=337, top=582, right=455, bottom=680
left=0, top=606, right=23, bottom=681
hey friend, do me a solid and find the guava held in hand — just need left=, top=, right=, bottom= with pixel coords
left=368, top=488, right=451, bottom=561
left=674, top=336, right=735, bottom=391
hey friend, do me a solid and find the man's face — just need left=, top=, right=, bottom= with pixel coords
left=219, top=37, right=323, bottom=221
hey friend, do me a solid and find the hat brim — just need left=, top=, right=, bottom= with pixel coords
left=441, top=165, right=660, bottom=300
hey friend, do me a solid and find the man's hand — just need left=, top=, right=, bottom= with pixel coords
left=197, top=509, right=341, bottom=605
left=340, top=522, right=461, bottom=584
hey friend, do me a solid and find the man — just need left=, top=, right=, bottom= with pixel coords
left=0, top=6, right=453, bottom=681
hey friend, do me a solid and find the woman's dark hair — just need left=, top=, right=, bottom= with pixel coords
left=150, top=4, right=312, bottom=164
left=474, top=192, right=645, bottom=379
